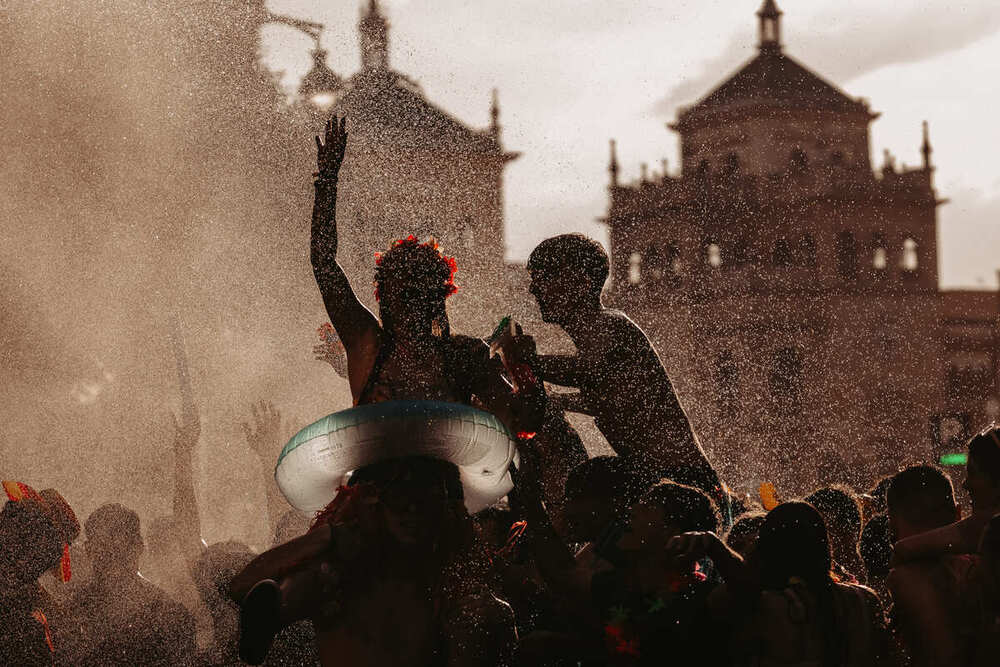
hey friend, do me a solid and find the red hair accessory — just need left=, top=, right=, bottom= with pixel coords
left=4, top=482, right=78, bottom=582
left=373, top=235, right=458, bottom=301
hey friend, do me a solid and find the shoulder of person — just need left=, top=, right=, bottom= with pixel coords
left=442, top=588, right=516, bottom=647
left=835, top=581, right=887, bottom=625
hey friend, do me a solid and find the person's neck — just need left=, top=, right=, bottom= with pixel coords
left=95, top=565, right=141, bottom=590
left=558, top=302, right=602, bottom=340
left=392, top=324, right=436, bottom=348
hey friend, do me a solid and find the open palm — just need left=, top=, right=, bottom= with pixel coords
left=315, top=114, right=348, bottom=182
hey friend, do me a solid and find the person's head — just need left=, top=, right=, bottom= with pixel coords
left=373, top=236, right=457, bottom=338
left=861, top=476, right=892, bottom=520
left=756, top=501, right=832, bottom=590
left=0, top=485, right=69, bottom=586
left=561, top=456, right=645, bottom=543
left=805, top=486, right=862, bottom=562
left=618, top=480, right=720, bottom=562
left=725, top=512, right=766, bottom=558
left=527, top=234, right=609, bottom=324
left=193, top=541, right=255, bottom=620
left=965, top=425, right=1000, bottom=514
left=348, top=456, right=466, bottom=549
left=859, top=515, right=892, bottom=584
left=84, top=503, right=143, bottom=580
left=886, top=465, right=959, bottom=540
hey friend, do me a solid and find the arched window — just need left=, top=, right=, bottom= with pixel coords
left=732, top=239, right=751, bottom=267
left=798, top=235, right=817, bottom=267
left=724, top=152, right=740, bottom=175
left=715, top=351, right=738, bottom=413
left=646, top=244, right=663, bottom=281
left=790, top=147, right=809, bottom=172
left=705, top=242, right=722, bottom=269
left=666, top=242, right=682, bottom=286
left=872, top=233, right=888, bottom=271
left=628, top=252, right=642, bottom=285
left=901, top=238, right=919, bottom=272
left=772, top=238, right=794, bottom=267
left=770, top=347, right=803, bottom=412
left=836, top=231, right=858, bottom=280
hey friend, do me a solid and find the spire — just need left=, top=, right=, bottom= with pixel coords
left=757, top=0, right=782, bottom=54
left=490, top=88, right=501, bottom=139
left=298, top=47, right=343, bottom=110
left=921, top=120, right=933, bottom=170
left=359, top=0, right=389, bottom=71
left=609, top=139, right=619, bottom=187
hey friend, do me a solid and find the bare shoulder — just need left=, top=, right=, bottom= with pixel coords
left=443, top=589, right=517, bottom=663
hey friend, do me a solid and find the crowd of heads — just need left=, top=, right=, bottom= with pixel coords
left=5, top=423, right=999, bottom=665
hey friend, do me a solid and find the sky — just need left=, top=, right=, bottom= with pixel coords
left=261, top=0, right=1000, bottom=288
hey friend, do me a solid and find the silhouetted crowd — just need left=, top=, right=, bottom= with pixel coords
left=5, top=416, right=1000, bottom=665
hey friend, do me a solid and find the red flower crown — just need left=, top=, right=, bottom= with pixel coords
left=373, top=235, right=458, bottom=301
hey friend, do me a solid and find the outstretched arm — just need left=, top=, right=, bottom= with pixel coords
left=534, top=354, right=585, bottom=388
left=242, top=401, right=288, bottom=539
left=171, top=409, right=205, bottom=563
left=310, top=115, right=378, bottom=350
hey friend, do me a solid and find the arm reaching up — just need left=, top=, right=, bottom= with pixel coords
left=170, top=408, right=205, bottom=563
left=242, top=400, right=288, bottom=539
left=310, top=115, right=379, bottom=355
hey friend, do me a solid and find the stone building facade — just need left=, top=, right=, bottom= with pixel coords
left=296, top=0, right=519, bottom=332
left=605, top=1, right=998, bottom=492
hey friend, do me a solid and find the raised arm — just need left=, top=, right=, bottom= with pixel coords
left=170, top=409, right=205, bottom=563
left=242, top=401, right=288, bottom=539
left=311, top=115, right=378, bottom=349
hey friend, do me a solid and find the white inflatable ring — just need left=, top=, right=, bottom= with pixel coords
left=275, top=401, right=519, bottom=515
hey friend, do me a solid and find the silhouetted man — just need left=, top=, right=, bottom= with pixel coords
left=887, top=466, right=972, bottom=667
left=524, top=234, right=724, bottom=503
left=59, top=503, right=195, bottom=666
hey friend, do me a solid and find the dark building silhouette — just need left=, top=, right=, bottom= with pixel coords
left=296, top=0, right=519, bottom=330
left=605, top=1, right=998, bottom=491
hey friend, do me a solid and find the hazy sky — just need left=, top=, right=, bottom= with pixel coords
left=261, top=0, right=1000, bottom=288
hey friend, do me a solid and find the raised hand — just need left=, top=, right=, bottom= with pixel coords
left=314, top=114, right=348, bottom=183
left=314, top=322, right=348, bottom=378
left=242, top=400, right=282, bottom=463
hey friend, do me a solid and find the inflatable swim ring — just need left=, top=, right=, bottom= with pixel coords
left=276, top=401, right=519, bottom=515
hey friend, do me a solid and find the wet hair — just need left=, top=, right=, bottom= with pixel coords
left=859, top=515, right=892, bottom=582
left=564, top=456, right=645, bottom=511
left=85, top=503, right=143, bottom=567
left=640, top=480, right=720, bottom=534
left=805, top=485, right=862, bottom=540
left=886, top=465, right=956, bottom=531
left=374, top=235, right=458, bottom=310
left=347, top=456, right=464, bottom=503
left=865, top=476, right=892, bottom=516
left=968, top=425, right=1000, bottom=485
left=527, top=233, right=609, bottom=298
left=725, top=512, right=766, bottom=550
left=85, top=503, right=141, bottom=544
left=756, top=502, right=840, bottom=667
